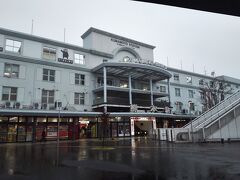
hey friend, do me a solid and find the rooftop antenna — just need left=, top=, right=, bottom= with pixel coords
left=31, top=19, right=34, bottom=35
left=180, top=60, right=182, bottom=70
left=64, top=28, right=66, bottom=43
left=211, top=71, right=215, bottom=77
left=192, top=64, right=195, bottom=72
left=167, top=57, right=169, bottom=66
left=204, top=66, right=207, bottom=75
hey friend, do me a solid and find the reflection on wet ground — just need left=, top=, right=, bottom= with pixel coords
left=0, top=137, right=240, bottom=180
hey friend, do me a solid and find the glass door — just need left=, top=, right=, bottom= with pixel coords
left=26, top=126, right=33, bottom=142
left=111, top=122, right=118, bottom=137
left=17, top=125, right=26, bottom=142
left=7, top=124, right=17, bottom=142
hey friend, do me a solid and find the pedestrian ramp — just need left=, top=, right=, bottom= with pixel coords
left=155, top=90, right=240, bottom=142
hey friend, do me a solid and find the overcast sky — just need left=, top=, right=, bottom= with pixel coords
left=1, top=0, right=240, bottom=78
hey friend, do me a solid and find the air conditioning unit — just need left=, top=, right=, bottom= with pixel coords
left=182, top=109, right=188, bottom=114
left=55, top=101, right=62, bottom=109
left=5, top=101, right=11, bottom=108
left=34, top=102, right=39, bottom=109
left=15, top=102, right=20, bottom=109
left=41, top=103, right=47, bottom=110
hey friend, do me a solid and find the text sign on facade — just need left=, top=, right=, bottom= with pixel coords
left=58, top=58, right=73, bottom=64
left=120, top=57, right=167, bottom=69
left=111, top=38, right=140, bottom=49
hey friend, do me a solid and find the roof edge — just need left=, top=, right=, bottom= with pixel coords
left=81, top=27, right=156, bottom=49
left=0, top=27, right=113, bottom=58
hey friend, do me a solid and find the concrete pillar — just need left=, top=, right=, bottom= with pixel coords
left=150, top=79, right=153, bottom=106
left=129, top=75, right=132, bottom=105
left=167, top=78, right=171, bottom=107
left=103, top=67, right=107, bottom=113
left=234, top=108, right=239, bottom=138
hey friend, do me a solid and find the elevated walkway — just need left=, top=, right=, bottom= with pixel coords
left=155, top=90, right=240, bottom=142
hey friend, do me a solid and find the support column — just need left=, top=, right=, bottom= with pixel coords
left=129, top=75, right=132, bottom=105
left=150, top=79, right=153, bottom=106
left=167, top=78, right=171, bottom=107
left=103, top=67, right=107, bottom=113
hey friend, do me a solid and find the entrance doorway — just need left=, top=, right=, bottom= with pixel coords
left=130, top=117, right=156, bottom=136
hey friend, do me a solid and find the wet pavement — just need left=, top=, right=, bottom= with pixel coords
left=0, top=138, right=240, bottom=180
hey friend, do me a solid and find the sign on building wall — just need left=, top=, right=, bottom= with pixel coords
left=120, top=56, right=167, bottom=69
left=0, top=47, right=3, bottom=52
left=58, top=49, right=73, bottom=64
left=110, top=38, right=140, bottom=49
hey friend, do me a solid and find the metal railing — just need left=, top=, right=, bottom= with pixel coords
left=183, top=90, right=240, bottom=129
left=93, top=97, right=169, bottom=107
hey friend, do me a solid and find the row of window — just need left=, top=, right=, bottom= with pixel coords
left=173, top=74, right=193, bottom=84
left=175, top=101, right=195, bottom=112
left=1, top=86, right=85, bottom=105
left=2, top=63, right=86, bottom=85
left=173, top=73, right=236, bottom=89
left=175, top=88, right=194, bottom=98
left=42, top=68, right=85, bottom=85
left=4, top=39, right=85, bottom=65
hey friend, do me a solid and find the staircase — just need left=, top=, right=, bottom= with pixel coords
left=174, top=90, right=240, bottom=141
left=184, top=90, right=240, bottom=129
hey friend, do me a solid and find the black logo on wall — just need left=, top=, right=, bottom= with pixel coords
left=58, top=48, right=73, bottom=64
left=61, top=49, right=69, bottom=59
left=0, top=47, right=3, bottom=52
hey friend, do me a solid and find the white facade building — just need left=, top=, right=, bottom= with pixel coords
left=0, top=27, right=239, bottom=142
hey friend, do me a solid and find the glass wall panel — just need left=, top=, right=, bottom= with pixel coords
left=0, top=117, right=8, bottom=123
left=48, top=118, right=58, bottom=122
left=9, top=117, right=18, bottom=122
left=118, top=123, right=124, bottom=137
left=26, top=126, right=33, bottom=141
left=8, top=124, right=17, bottom=142
left=19, top=117, right=26, bottom=122
left=46, top=125, right=57, bottom=139
left=124, top=122, right=130, bottom=136
left=0, top=125, right=8, bottom=142
left=111, top=122, right=118, bottom=137
left=37, top=117, right=46, bottom=122
left=17, top=126, right=26, bottom=142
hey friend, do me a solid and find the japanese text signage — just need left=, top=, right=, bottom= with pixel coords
left=111, top=38, right=140, bottom=49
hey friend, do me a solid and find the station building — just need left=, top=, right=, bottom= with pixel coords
left=0, top=27, right=239, bottom=142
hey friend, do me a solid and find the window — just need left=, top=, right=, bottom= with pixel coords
left=120, top=80, right=128, bottom=88
left=189, top=102, right=195, bottom=111
left=5, top=39, right=22, bottom=53
left=43, top=69, right=55, bottom=82
left=209, top=81, right=214, bottom=88
left=159, top=86, right=166, bottom=93
left=74, top=53, right=85, bottom=65
left=2, top=87, right=17, bottom=101
left=188, top=90, right=194, bottom=98
left=42, top=47, right=56, bottom=60
left=75, top=73, right=85, bottom=85
left=175, top=88, right=181, bottom=97
left=186, top=76, right=192, bottom=83
left=74, top=93, right=85, bottom=105
left=199, top=79, right=204, bottom=85
left=4, top=63, right=19, bottom=78
left=41, top=90, right=54, bottom=104
left=175, top=101, right=183, bottom=112
left=174, top=74, right=179, bottom=81
left=97, top=77, right=103, bottom=87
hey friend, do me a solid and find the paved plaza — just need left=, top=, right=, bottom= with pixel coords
left=0, top=138, right=240, bottom=180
